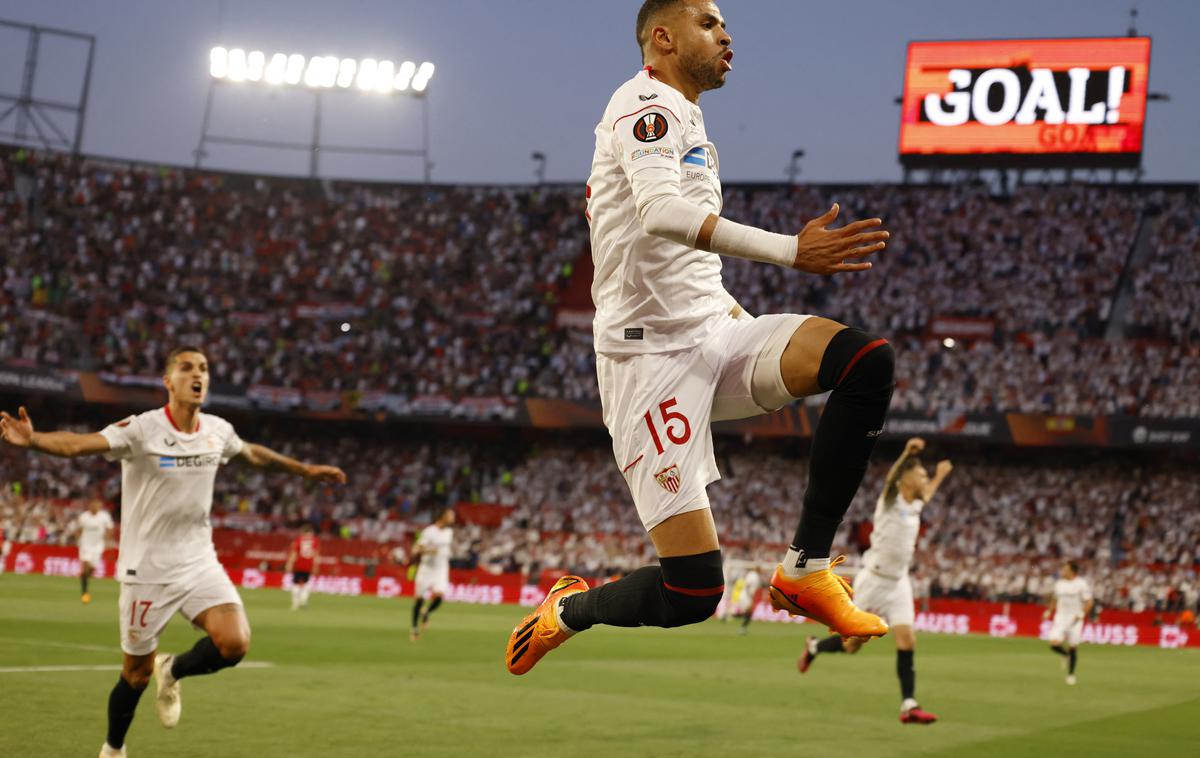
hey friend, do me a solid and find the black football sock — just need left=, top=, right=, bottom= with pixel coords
left=1050, top=644, right=1068, bottom=657
left=170, top=636, right=242, bottom=680
left=81, top=573, right=89, bottom=594
left=1068, top=648, right=1077, bottom=675
left=897, top=649, right=916, bottom=701
left=106, top=675, right=146, bottom=749
left=816, top=635, right=845, bottom=654
left=425, top=596, right=443, bottom=617
left=559, top=550, right=724, bottom=631
left=411, top=598, right=425, bottom=629
left=740, top=611, right=752, bottom=628
left=789, top=329, right=895, bottom=563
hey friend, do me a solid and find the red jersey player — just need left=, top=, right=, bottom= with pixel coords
left=285, top=523, right=320, bottom=610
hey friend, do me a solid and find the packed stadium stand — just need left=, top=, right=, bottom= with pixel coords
left=2, top=146, right=1198, bottom=621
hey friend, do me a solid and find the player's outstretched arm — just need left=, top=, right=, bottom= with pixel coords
left=237, top=442, right=348, bottom=484
left=0, top=406, right=111, bottom=458
left=883, top=438, right=926, bottom=491
left=923, top=460, right=954, bottom=502
left=1043, top=596, right=1057, bottom=620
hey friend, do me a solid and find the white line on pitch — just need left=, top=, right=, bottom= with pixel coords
left=0, top=662, right=276, bottom=674
left=0, top=636, right=121, bottom=653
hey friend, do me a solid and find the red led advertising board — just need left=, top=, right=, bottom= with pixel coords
left=899, top=38, right=1151, bottom=167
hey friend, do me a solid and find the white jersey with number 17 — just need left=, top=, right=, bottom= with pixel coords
left=587, top=67, right=734, bottom=356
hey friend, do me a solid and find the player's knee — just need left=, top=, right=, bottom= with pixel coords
left=213, top=630, right=251, bottom=662
left=659, top=550, right=724, bottom=627
left=818, top=328, right=895, bottom=394
left=122, top=658, right=154, bottom=689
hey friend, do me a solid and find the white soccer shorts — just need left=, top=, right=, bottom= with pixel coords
left=1048, top=616, right=1084, bottom=647
left=597, top=312, right=810, bottom=531
left=850, top=568, right=916, bottom=627
left=118, top=561, right=243, bottom=656
left=414, top=567, right=450, bottom=600
left=79, top=544, right=104, bottom=565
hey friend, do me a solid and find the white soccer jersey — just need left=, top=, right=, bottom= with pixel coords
left=587, top=67, right=733, bottom=355
left=77, top=509, right=114, bottom=552
left=863, top=493, right=925, bottom=577
left=743, top=569, right=761, bottom=596
left=99, top=407, right=244, bottom=584
left=1053, top=577, right=1092, bottom=622
left=416, top=525, right=453, bottom=575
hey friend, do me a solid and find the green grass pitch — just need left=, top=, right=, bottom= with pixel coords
left=1, top=574, right=1196, bottom=757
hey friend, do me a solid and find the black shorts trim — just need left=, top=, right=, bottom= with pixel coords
left=292, top=571, right=311, bottom=584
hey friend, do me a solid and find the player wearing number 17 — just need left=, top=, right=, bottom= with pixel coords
left=506, top=0, right=895, bottom=675
left=0, top=346, right=347, bottom=758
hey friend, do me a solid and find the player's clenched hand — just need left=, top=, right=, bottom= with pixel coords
left=936, top=460, right=953, bottom=477
left=792, top=203, right=888, bottom=275
left=0, top=406, right=34, bottom=448
left=304, top=464, right=348, bottom=484
left=905, top=438, right=925, bottom=454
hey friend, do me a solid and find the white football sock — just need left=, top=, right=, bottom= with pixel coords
left=781, top=548, right=830, bottom=576
left=300, top=584, right=312, bottom=605
left=901, top=698, right=919, bottom=712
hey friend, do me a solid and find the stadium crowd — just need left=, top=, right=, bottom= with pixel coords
left=2, top=148, right=1198, bottom=417
left=4, top=426, right=1196, bottom=615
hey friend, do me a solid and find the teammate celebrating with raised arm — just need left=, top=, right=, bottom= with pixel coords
left=76, top=499, right=115, bottom=604
left=797, top=438, right=952, bottom=724
left=0, top=346, right=347, bottom=758
left=1045, top=561, right=1093, bottom=685
left=506, top=0, right=895, bottom=676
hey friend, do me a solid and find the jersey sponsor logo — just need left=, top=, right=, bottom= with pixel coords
left=638, top=93, right=658, bottom=101
left=654, top=463, right=682, bottom=493
left=624, top=327, right=644, bottom=340
left=633, top=112, right=669, bottom=142
left=158, top=453, right=221, bottom=469
left=629, top=146, right=676, bottom=162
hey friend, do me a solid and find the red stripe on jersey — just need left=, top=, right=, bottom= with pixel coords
left=612, top=103, right=682, bottom=132
left=163, top=405, right=199, bottom=433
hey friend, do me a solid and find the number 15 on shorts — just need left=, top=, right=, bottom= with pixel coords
left=644, top=398, right=691, bottom=453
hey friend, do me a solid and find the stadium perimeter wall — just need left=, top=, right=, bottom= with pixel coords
left=6, top=543, right=1195, bottom=650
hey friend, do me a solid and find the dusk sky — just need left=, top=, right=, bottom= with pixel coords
left=1, top=0, right=1196, bottom=184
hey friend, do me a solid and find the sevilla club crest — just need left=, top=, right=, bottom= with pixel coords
left=633, top=112, right=669, bottom=142
left=654, top=464, right=682, bottom=493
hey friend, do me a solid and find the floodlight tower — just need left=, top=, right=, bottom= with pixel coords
left=195, top=47, right=435, bottom=182
left=0, top=19, right=95, bottom=154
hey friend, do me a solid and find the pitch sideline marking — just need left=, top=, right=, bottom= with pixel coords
left=0, top=661, right=276, bottom=674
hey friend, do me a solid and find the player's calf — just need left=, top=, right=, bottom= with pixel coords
left=559, top=550, right=724, bottom=631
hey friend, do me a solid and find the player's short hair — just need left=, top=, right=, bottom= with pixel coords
left=164, top=345, right=206, bottom=374
left=1065, top=560, right=1079, bottom=573
left=636, top=0, right=686, bottom=57
left=300, top=522, right=315, bottom=533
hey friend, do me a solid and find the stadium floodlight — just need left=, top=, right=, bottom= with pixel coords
left=209, top=47, right=434, bottom=95
left=412, top=62, right=435, bottom=92
left=210, top=47, right=228, bottom=79
left=246, top=50, right=265, bottom=82
left=227, top=48, right=247, bottom=82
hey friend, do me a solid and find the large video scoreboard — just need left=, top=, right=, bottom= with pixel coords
left=899, top=37, right=1151, bottom=168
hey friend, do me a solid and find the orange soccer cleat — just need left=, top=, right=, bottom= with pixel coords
left=505, top=575, right=589, bottom=675
left=768, top=556, right=888, bottom=638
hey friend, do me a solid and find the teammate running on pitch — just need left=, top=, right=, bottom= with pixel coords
left=76, top=499, right=115, bottom=604
left=797, top=438, right=951, bottom=724
left=1045, top=560, right=1093, bottom=685
left=722, top=565, right=762, bottom=635
left=507, top=0, right=895, bottom=675
left=0, top=346, right=347, bottom=758
left=285, top=522, right=321, bottom=611
left=410, top=508, right=455, bottom=641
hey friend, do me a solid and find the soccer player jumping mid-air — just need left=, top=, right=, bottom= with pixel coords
left=507, top=0, right=895, bottom=675
left=798, top=438, right=952, bottom=724
left=1, top=346, right=347, bottom=758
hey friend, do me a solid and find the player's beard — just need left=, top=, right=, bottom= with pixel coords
left=680, top=48, right=728, bottom=92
